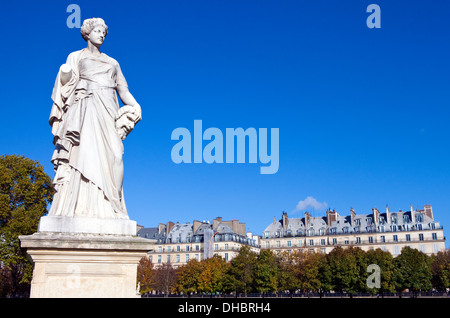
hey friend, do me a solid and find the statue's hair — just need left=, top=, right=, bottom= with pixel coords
left=80, top=18, right=108, bottom=41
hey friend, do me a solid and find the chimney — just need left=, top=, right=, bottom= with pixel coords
left=410, top=205, right=415, bottom=223
left=372, top=208, right=379, bottom=226
left=157, top=223, right=166, bottom=235
left=304, top=212, right=312, bottom=228
left=350, top=208, right=356, bottom=227
left=166, top=221, right=175, bottom=236
left=282, top=211, right=289, bottom=231
left=385, top=205, right=390, bottom=224
left=424, top=205, right=433, bottom=219
left=193, top=220, right=202, bottom=233
left=326, top=209, right=338, bottom=227
left=213, top=217, right=222, bottom=231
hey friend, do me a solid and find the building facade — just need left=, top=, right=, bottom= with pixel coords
left=261, top=205, right=446, bottom=256
left=138, top=204, right=446, bottom=266
left=137, top=217, right=260, bottom=268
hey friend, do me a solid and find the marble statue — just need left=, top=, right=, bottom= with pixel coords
left=48, top=18, right=141, bottom=220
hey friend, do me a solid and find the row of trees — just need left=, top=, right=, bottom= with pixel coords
left=138, top=245, right=450, bottom=297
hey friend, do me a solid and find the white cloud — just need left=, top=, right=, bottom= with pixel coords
left=294, top=196, right=328, bottom=212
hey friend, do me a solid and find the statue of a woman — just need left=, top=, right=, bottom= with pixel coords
left=48, top=18, right=141, bottom=220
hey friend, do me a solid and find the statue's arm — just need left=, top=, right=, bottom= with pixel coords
left=60, top=64, right=72, bottom=86
left=116, top=86, right=141, bottom=119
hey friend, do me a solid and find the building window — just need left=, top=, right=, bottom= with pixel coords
left=391, top=215, right=397, bottom=224
left=309, top=239, right=314, bottom=246
left=225, top=253, right=229, bottom=261
left=380, top=235, right=385, bottom=243
left=264, top=231, right=270, bottom=238
left=433, top=244, right=439, bottom=253
left=298, top=239, right=303, bottom=246
left=368, top=236, right=373, bottom=243
left=157, top=255, right=161, bottom=263
left=265, top=241, right=270, bottom=248
left=319, top=228, right=325, bottom=236
left=214, top=244, right=218, bottom=250
left=391, top=225, right=397, bottom=232
left=417, top=224, right=423, bottom=231
left=195, top=245, right=199, bottom=251
left=356, top=237, right=361, bottom=244
left=420, top=245, right=425, bottom=253
left=186, top=254, right=189, bottom=262
left=419, top=234, right=424, bottom=241
left=332, top=238, right=337, bottom=245
left=430, top=223, right=436, bottom=230
left=176, top=255, right=180, bottom=263
left=330, top=228, right=337, bottom=235
left=403, top=215, right=410, bottom=223
left=158, top=246, right=162, bottom=253
left=186, top=245, right=190, bottom=251
left=406, top=234, right=411, bottom=242
left=342, top=227, right=349, bottom=234
left=320, top=239, right=326, bottom=245
left=177, top=246, right=180, bottom=252
left=167, top=255, right=170, bottom=263
left=225, top=243, right=229, bottom=250
left=167, top=246, right=171, bottom=252
left=344, top=239, right=349, bottom=245
left=276, top=231, right=281, bottom=238
left=287, top=241, right=292, bottom=247
left=394, top=246, right=399, bottom=255
left=276, top=241, right=280, bottom=248
left=432, top=233, right=437, bottom=240
left=297, top=230, right=303, bottom=236
left=195, top=254, right=199, bottom=261
left=393, top=235, right=398, bottom=242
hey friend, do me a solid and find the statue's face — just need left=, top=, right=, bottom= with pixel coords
left=88, top=26, right=106, bottom=46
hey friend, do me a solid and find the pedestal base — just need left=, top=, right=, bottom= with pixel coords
left=20, top=231, right=155, bottom=298
left=38, top=215, right=137, bottom=236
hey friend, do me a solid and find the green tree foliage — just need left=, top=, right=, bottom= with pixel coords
left=366, top=248, right=396, bottom=295
left=393, top=246, right=433, bottom=296
left=140, top=245, right=448, bottom=297
left=327, top=246, right=368, bottom=295
left=253, top=249, right=279, bottom=293
left=176, top=258, right=204, bottom=294
left=431, top=250, right=450, bottom=292
left=227, top=245, right=258, bottom=296
left=0, top=154, right=54, bottom=297
left=277, top=251, right=301, bottom=293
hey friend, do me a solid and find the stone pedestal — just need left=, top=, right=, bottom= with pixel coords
left=20, top=216, right=155, bottom=298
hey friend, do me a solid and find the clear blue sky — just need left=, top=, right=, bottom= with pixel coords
left=1, top=0, right=449, bottom=247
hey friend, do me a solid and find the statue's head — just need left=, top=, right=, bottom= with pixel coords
left=80, top=18, right=108, bottom=46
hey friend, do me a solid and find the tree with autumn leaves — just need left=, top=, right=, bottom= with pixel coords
left=137, top=245, right=449, bottom=296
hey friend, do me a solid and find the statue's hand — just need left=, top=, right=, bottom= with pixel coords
left=115, top=104, right=141, bottom=140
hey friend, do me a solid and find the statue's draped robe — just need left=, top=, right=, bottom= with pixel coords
left=49, top=49, right=129, bottom=219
